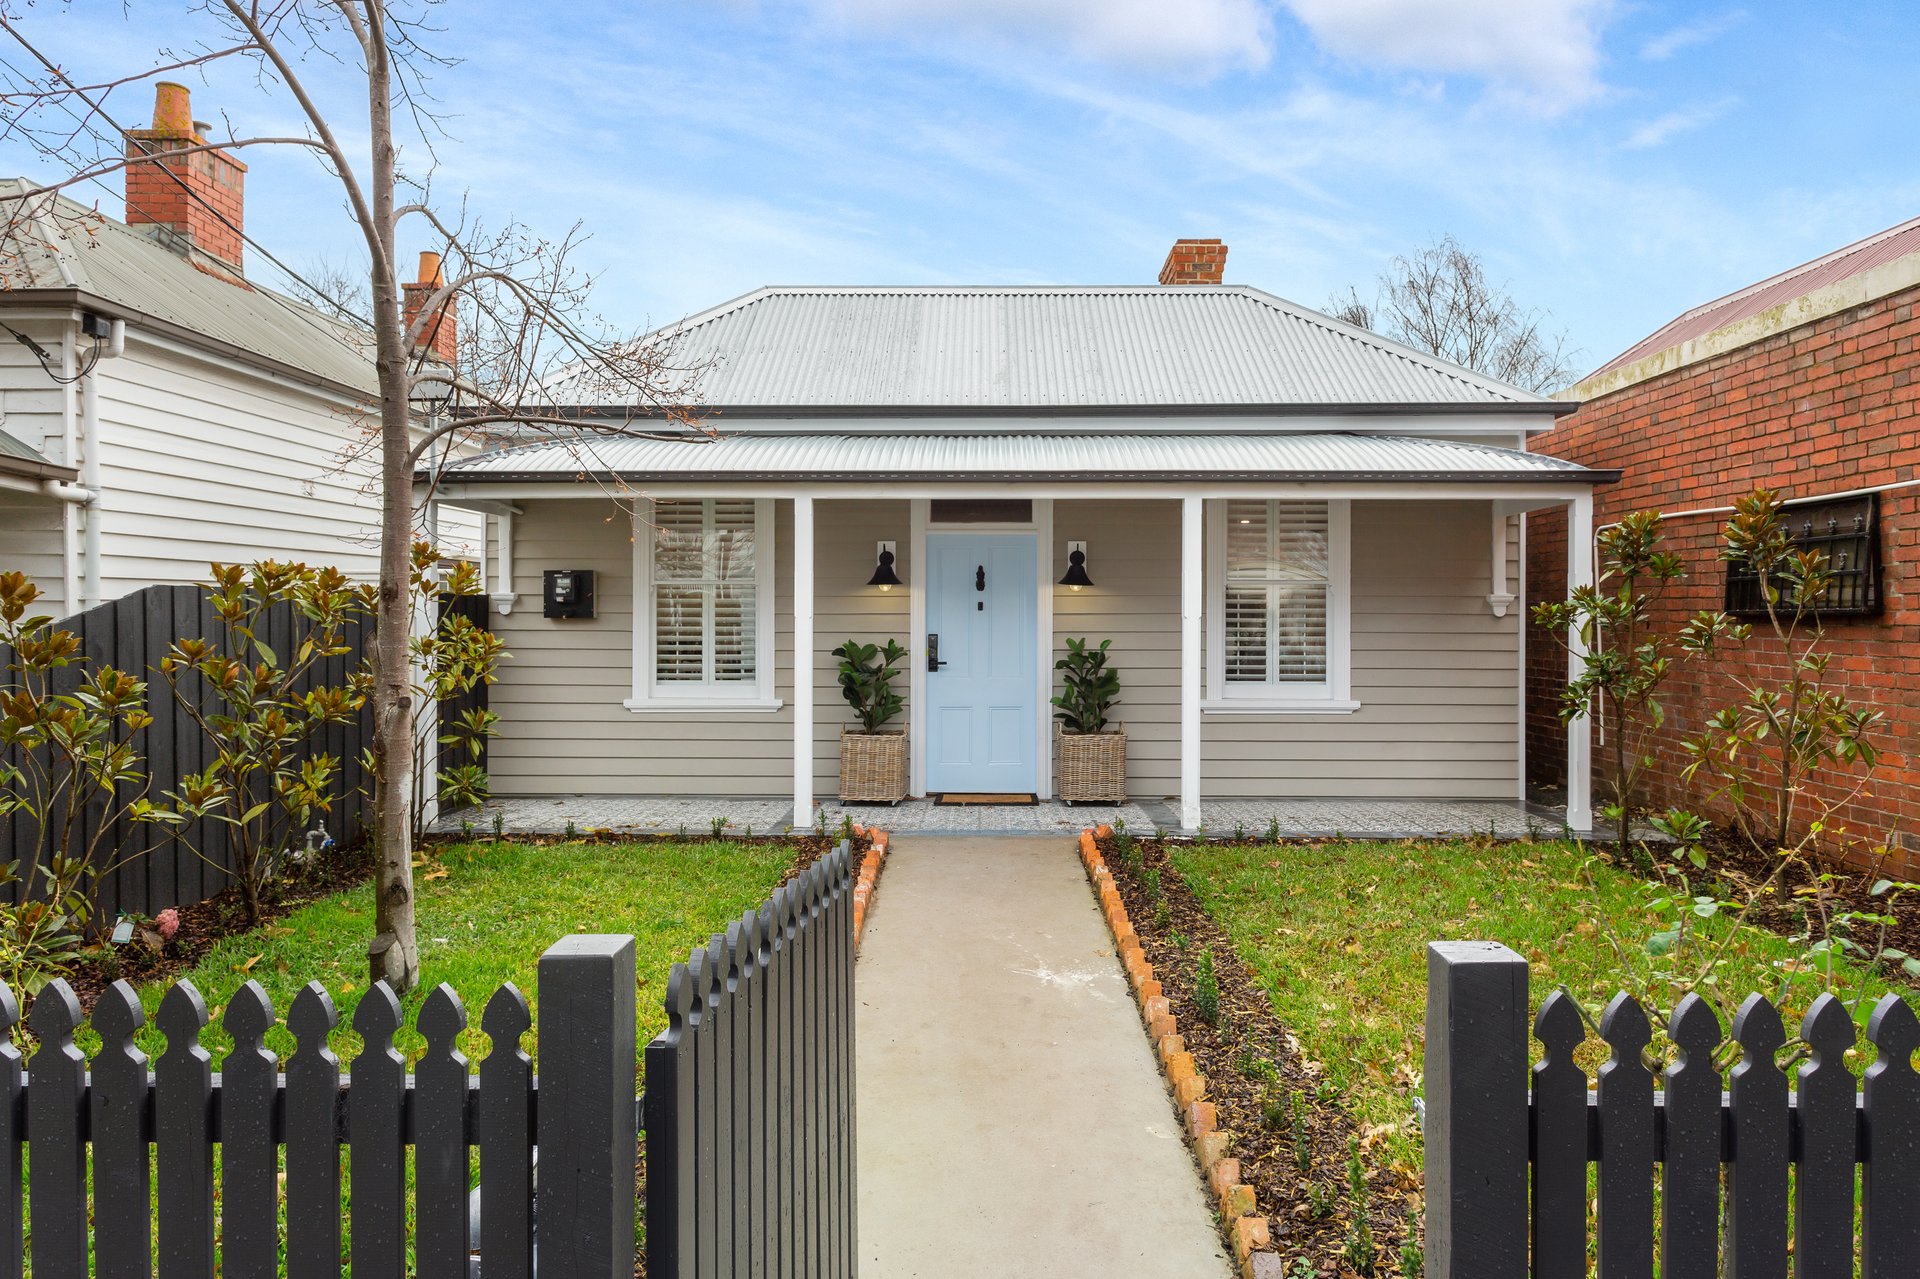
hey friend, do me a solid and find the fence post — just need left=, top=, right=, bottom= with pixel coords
left=538, top=934, right=639, bottom=1279
left=1424, top=941, right=1529, bottom=1279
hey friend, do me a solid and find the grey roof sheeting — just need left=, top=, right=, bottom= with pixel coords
left=434, top=432, right=1616, bottom=484
left=0, top=426, right=77, bottom=482
left=0, top=180, right=378, bottom=395
left=548, top=286, right=1571, bottom=413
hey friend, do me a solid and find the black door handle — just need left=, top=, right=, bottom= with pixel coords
left=927, top=633, right=947, bottom=671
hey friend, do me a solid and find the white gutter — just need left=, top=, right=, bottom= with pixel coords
left=77, top=319, right=125, bottom=608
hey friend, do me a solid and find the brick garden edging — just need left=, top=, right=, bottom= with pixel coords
left=848, top=825, right=892, bottom=949
left=1078, top=826, right=1283, bottom=1279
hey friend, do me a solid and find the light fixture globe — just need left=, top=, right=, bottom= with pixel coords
left=867, top=546, right=902, bottom=591
left=1058, top=547, right=1093, bottom=591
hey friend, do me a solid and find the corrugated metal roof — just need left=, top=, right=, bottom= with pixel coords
left=549, top=286, right=1560, bottom=412
left=1593, top=214, right=1920, bottom=377
left=437, top=431, right=1610, bottom=483
left=0, top=180, right=378, bottom=394
left=0, top=425, right=75, bottom=481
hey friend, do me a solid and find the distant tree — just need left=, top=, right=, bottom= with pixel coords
left=1327, top=235, right=1579, bottom=393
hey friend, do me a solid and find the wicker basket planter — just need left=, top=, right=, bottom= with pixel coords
left=839, top=726, right=909, bottom=804
left=1056, top=722, right=1126, bottom=804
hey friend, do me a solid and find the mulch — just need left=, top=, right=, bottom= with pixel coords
left=1099, top=831, right=1417, bottom=1277
left=1643, top=829, right=1920, bottom=971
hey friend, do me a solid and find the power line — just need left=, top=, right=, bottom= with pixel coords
left=0, top=24, right=374, bottom=330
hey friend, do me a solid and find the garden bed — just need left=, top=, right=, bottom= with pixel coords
left=1094, top=826, right=1415, bottom=1277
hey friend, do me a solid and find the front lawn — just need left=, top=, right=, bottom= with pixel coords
left=121, top=838, right=797, bottom=1069
left=1170, top=836, right=1909, bottom=1169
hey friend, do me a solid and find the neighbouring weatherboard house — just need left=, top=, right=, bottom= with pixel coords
left=428, top=239, right=1618, bottom=831
left=0, top=82, right=474, bottom=615
left=1526, top=216, right=1920, bottom=873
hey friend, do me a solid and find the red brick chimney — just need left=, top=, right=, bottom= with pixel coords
left=1158, top=238, right=1227, bottom=286
left=402, top=250, right=459, bottom=366
left=124, top=82, right=246, bottom=281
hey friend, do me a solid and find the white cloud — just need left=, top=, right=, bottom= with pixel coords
left=809, top=0, right=1274, bottom=76
left=1640, top=10, right=1747, bottom=61
left=1620, top=97, right=1737, bottom=149
left=1277, top=0, right=1613, bottom=110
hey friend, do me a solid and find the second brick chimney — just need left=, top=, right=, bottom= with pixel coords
left=1158, top=238, right=1227, bottom=286
left=124, top=82, right=246, bottom=281
left=402, top=251, right=459, bottom=366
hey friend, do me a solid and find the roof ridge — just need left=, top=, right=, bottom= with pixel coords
left=1664, top=213, right=1920, bottom=327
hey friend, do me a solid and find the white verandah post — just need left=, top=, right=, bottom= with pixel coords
left=793, top=495, right=815, bottom=830
left=1179, top=495, right=1203, bottom=832
left=1565, top=490, right=1594, bottom=832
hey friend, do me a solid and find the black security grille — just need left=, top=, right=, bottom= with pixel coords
left=1725, top=492, right=1882, bottom=618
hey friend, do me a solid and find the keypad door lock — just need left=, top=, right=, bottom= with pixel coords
left=927, top=633, right=947, bottom=671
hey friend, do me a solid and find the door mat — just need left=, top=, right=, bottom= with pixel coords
left=934, top=792, right=1040, bottom=806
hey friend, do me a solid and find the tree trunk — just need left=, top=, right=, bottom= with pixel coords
left=365, top=37, right=420, bottom=996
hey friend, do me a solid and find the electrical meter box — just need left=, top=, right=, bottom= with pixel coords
left=543, top=568, right=595, bottom=619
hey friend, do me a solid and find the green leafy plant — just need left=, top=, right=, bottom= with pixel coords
left=1343, top=1139, right=1378, bottom=1275
left=1306, top=1179, right=1336, bottom=1220
left=1532, top=510, right=1740, bottom=862
left=149, top=561, right=366, bottom=925
left=1260, top=1087, right=1289, bottom=1131
left=1193, top=946, right=1220, bottom=1025
left=832, top=638, right=907, bottom=733
left=410, top=544, right=506, bottom=840
left=0, top=571, right=164, bottom=961
left=711, top=815, right=730, bottom=840
left=1051, top=636, right=1120, bottom=734
left=1683, top=489, right=1886, bottom=852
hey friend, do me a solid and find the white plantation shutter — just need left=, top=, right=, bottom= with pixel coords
left=1221, top=500, right=1329, bottom=687
left=651, top=499, right=759, bottom=688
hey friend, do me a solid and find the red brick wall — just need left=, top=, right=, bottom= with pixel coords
left=124, top=132, right=246, bottom=277
left=1526, top=284, right=1920, bottom=872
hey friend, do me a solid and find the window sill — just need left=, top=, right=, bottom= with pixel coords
left=622, top=696, right=785, bottom=715
left=1201, top=698, right=1362, bottom=716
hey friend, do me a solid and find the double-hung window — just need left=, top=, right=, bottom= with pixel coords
left=1206, top=498, right=1353, bottom=710
left=628, top=498, right=779, bottom=710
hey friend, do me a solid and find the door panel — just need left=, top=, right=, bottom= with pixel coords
left=925, top=533, right=1038, bottom=793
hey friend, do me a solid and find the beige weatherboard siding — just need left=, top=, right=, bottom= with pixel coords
left=482, top=494, right=1518, bottom=804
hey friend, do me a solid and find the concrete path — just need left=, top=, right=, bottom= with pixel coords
left=857, top=835, right=1232, bottom=1277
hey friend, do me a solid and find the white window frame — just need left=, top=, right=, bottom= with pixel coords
left=1204, top=497, right=1357, bottom=714
left=626, top=497, right=782, bottom=713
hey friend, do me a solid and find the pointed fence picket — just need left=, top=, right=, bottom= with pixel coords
left=0, top=847, right=857, bottom=1278
left=1426, top=941, right=1920, bottom=1279
left=0, top=934, right=635, bottom=1278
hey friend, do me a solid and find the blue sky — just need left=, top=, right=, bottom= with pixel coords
left=5, top=1, right=1918, bottom=375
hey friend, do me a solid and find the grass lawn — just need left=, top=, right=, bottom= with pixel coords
left=114, top=838, right=796, bottom=1071
left=1172, top=836, right=1910, bottom=1170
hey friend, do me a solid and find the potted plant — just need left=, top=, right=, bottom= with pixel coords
left=1052, top=636, right=1125, bottom=803
left=833, top=638, right=909, bottom=804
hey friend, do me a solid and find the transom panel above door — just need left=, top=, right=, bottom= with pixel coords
left=924, top=532, right=1039, bottom=794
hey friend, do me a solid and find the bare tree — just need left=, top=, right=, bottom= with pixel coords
left=1326, top=235, right=1580, bottom=394
left=286, top=252, right=373, bottom=323
left=0, top=1, right=711, bottom=993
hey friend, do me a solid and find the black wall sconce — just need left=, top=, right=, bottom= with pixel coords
left=867, top=541, right=903, bottom=591
left=1058, top=540, right=1093, bottom=591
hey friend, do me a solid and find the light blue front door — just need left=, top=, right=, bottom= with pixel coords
left=925, top=532, right=1039, bottom=794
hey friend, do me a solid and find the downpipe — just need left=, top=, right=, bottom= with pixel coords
left=78, top=318, right=125, bottom=609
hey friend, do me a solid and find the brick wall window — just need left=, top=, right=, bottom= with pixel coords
left=1724, top=493, right=1883, bottom=618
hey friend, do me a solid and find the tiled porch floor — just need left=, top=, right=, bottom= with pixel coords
left=434, top=794, right=1588, bottom=839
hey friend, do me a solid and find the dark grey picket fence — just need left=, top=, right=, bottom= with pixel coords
left=2, top=933, right=639, bottom=1279
left=644, top=840, right=857, bottom=1279
left=0, top=843, right=860, bottom=1278
left=0, top=583, right=374, bottom=922
left=1425, top=940, right=1920, bottom=1279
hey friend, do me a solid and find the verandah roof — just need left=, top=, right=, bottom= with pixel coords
left=431, top=432, right=1618, bottom=485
